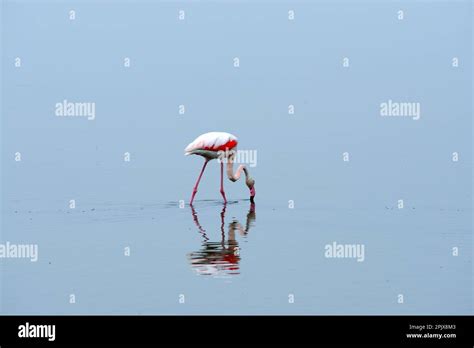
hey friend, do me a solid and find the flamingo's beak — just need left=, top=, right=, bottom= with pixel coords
left=246, top=177, right=255, bottom=202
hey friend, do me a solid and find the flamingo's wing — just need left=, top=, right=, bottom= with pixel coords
left=185, top=132, right=238, bottom=155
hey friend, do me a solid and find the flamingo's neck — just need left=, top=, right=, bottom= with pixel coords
left=226, top=153, right=255, bottom=200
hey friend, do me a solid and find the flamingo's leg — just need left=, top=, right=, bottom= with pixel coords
left=220, top=162, right=227, bottom=204
left=190, top=159, right=209, bottom=205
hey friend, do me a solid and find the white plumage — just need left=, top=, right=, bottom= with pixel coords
left=184, top=132, right=238, bottom=155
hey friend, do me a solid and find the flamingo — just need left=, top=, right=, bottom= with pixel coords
left=184, top=131, right=256, bottom=205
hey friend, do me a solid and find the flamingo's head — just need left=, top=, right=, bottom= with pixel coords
left=246, top=177, right=255, bottom=203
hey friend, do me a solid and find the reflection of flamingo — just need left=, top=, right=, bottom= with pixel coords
left=185, top=132, right=256, bottom=205
left=188, top=202, right=256, bottom=276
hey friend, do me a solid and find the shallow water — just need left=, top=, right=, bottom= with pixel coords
left=1, top=192, right=472, bottom=314
left=1, top=0, right=472, bottom=314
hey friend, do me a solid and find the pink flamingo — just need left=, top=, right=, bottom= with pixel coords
left=185, top=132, right=256, bottom=205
